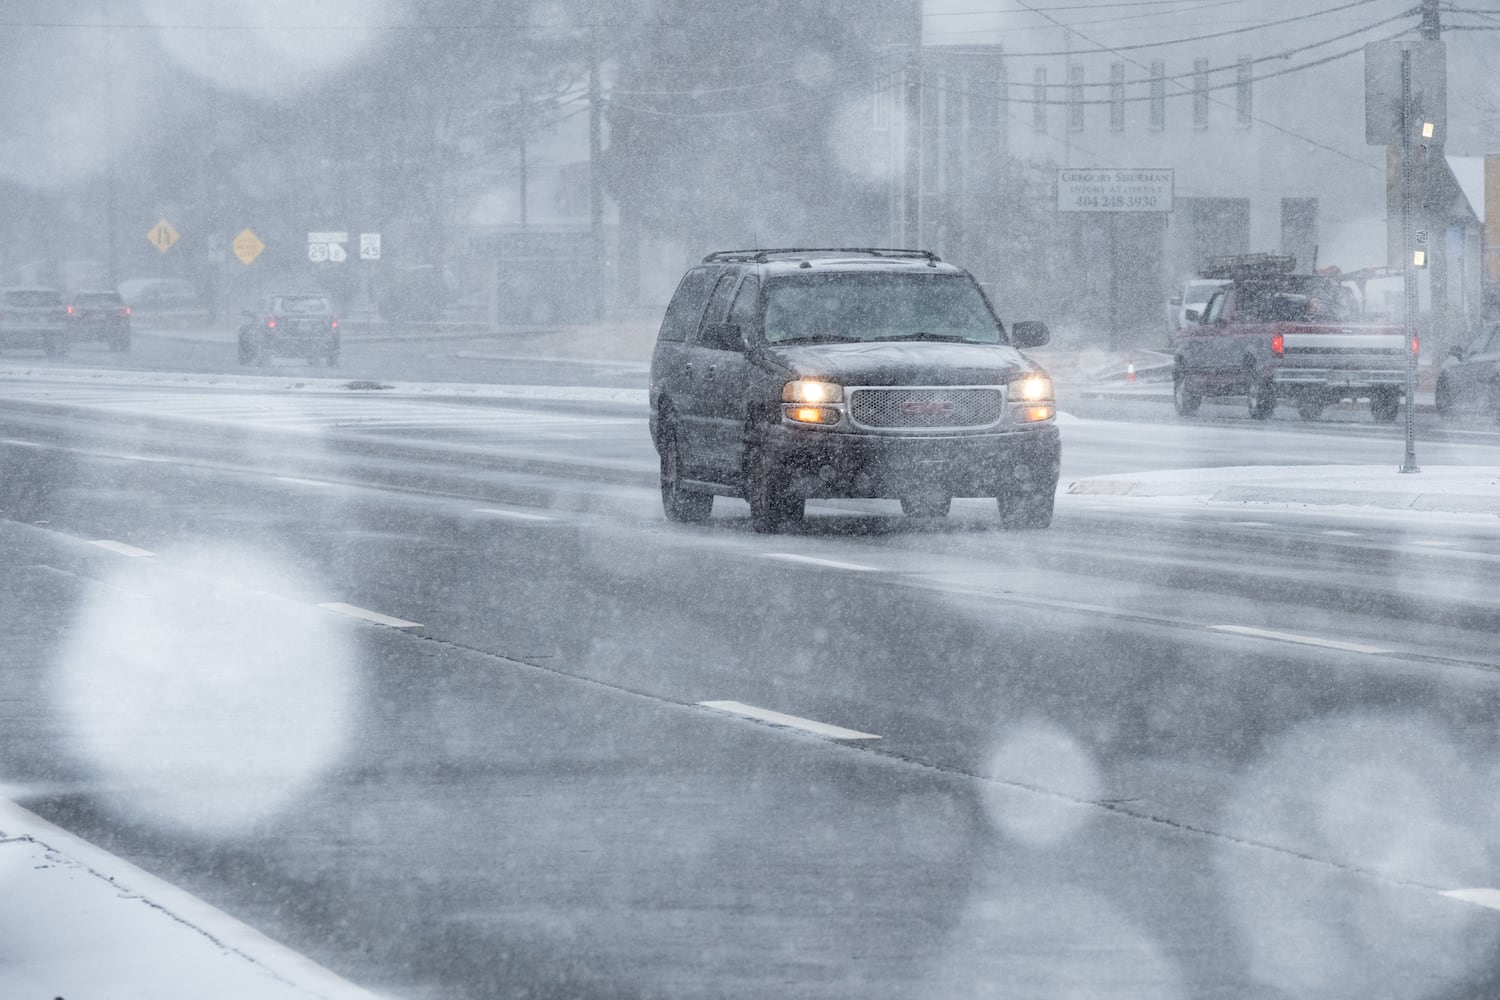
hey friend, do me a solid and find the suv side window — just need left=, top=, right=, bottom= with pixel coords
left=695, top=271, right=740, bottom=340
left=657, top=267, right=714, bottom=343
left=727, top=275, right=760, bottom=339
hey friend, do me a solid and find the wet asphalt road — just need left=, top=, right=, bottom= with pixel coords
left=1, top=336, right=1499, bottom=998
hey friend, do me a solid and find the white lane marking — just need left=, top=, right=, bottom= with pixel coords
left=1440, top=888, right=1500, bottom=911
left=1414, top=539, right=1458, bottom=547
left=316, top=602, right=422, bottom=628
left=1232, top=521, right=1274, bottom=528
left=763, top=552, right=878, bottom=573
left=88, top=539, right=154, bottom=558
left=1321, top=529, right=1362, bottom=538
left=0, top=798, right=383, bottom=999
left=1209, top=624, right=1390, bottom=655
left=471, top=506, right=556, bottom=522
left=699, top=700, right=881, bottom=741
left=273, top=475, right=335, bottom=488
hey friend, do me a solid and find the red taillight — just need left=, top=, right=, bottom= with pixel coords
left=1271, top=332, right=1284, bottom=356
left=330, top=319, right=338, bottom=329
left=1412, top=334, right=1419, bottom=357
left=124, top=306, right=131, bottom=316
left=66, top=305, right=74, bottom=315
left=266, top=318, right=277, bottom=329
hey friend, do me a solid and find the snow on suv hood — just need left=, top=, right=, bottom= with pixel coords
left=767, top=339, right=1036, bottom=387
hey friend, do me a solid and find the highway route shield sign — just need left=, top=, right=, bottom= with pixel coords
left=233, top=229, right=265, bottom=266
left=147, top=220, right=179, bottom=253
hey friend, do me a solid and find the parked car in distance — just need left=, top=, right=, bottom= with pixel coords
left=67, top=290, right=131, bottom=351
left=238, top=293, right=340, bottom=366
left=1435, top=322, right=1500, bottom=423
left=649, top=248, right=1059, bottom=533
left=0, top=286, right=70, bottom=358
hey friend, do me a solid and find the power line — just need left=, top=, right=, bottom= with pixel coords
left=925, top=0, right=1259, bottom=14
left=925, top=0, right=1392, bottom=55
left=991, top=0, right=1399, bottom=167
left=974, top=10, right=1412, bottom=91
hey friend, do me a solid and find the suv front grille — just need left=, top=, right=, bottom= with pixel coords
left=848, top=386, right=1005, bottom=430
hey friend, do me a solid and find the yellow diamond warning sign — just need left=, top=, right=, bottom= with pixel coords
left=232, top=228, right=265, bottom=266
left=147, top=219, right=179, bottom=253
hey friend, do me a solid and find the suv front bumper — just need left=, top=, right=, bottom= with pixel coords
left=764, top=423, right=1060, bottom=500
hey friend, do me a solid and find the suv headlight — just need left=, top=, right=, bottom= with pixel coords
left=1008, top=374, right=1054, bottom=422
left=782, top=379, right=843, bottom=403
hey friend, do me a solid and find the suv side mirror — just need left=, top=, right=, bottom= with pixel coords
left=1010, top=320, right=1049, bottom=349
left=700, top=321, right=744, bottom=352
left=1184, top=308, right=1201, bottom=323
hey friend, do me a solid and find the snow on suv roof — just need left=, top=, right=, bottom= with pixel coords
left=701, top=247, right=960, bottom=275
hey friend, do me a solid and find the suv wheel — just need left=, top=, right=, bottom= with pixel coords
left=747, top=443, right=802, bottom=534
left=997, top=490, right=1053, bottom=530
left=1245, top=367, right=1275, bottom=420
left=1172, top=365, right=1202, bottom=417
left=1369, top=388, right=1400, bottom=423
left=659, top=421, right=712, bottom=523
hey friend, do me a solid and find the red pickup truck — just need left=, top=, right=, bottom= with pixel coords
left=1170, top=255, right=1410, bottom=422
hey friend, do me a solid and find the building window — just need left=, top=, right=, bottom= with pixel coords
left=1150, top=59, right=1165, bottom=129
left=1068, top=64, right=1084, bottom=132
left=1032, top=67, right=1046, bottom=133
left=1193, top=57, right=1209, bottom=129
left=1236, top=56, right=1253, bottom=126
left=1110, top=63, right=1125, bottom=131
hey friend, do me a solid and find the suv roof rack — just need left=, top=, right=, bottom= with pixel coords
left=1201, top=253, right=1298, bottom=280
left=702, top=248, right=942, bottom=264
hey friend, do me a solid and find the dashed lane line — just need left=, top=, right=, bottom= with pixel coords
left=1208, top=624, right=1391, bottom=656
left=1440, top=888, right=1500, bottom=912
left=88, top=539, right=155, bottom=558
left=698, top=701, right=881, bottom=741
left=471, top=506, right=557, bottom=522
left=762, top=552, right=879, bottom=573
left=316, top=602, right=423, bottom=629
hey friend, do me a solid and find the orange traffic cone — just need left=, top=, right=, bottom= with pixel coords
left=1125, top=358, right=1137, bottom=382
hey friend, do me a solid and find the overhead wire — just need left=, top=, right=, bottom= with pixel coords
left=986, top=0, right=1408, bottom=167
left=922, top=0, right=1392, bottom=55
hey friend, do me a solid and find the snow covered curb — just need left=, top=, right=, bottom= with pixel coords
left=1068, top=465, right=1500, bottom=517
left=0, top=797, right=390, bottom=999
left=0, top=365, right=649, bottom=408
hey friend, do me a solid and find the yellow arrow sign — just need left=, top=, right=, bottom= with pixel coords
left=232, top=228, right=265, bottom=266
left=147, top=219, right=179, bottom=253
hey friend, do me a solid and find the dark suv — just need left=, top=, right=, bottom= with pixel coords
left=649, top=249, right=1059, bottom=533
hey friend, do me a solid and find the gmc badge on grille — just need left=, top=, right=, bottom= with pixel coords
left=901, top=400, right=955, bottom=415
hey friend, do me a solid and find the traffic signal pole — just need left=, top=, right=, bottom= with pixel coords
left=1399, top=47, right=1419, bottom=474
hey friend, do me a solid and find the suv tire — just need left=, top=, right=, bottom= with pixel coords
left=1370, top=388, right=1400, bottom=423
left=658, top=420, right=712, bottom=523
left=998, top=490, right=1053, bottom=530
left=747, top=442, right=803, bottom=534
left=1172, top=365, right=1202, bottom=417
left=1245, top=366, right=1275, bottom=420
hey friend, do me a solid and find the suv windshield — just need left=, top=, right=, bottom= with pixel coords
left=764, top=272, right=1000, bottom=345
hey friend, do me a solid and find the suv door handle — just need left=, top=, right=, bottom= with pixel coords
left=705, top=364, right=717, bottom=379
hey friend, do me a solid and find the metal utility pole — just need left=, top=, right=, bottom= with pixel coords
left=1421, top=0, right=1441, bottom=41
left=1399, top=48, right=1419, bottom=474
left=588, top=12, right=605, bottom=319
